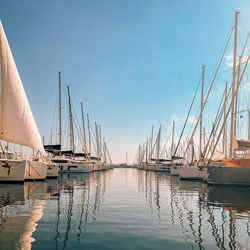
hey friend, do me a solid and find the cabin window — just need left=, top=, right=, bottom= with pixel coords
left=68, top=165, right=77, bottom=170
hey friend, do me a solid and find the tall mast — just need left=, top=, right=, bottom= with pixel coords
left=95, top=122, right=99, bottom=159
left=156, top=125, right=161, bottom=162
left=171, top=121, right=175, bottom=159
left=223, top=82, right=228, bottom=155
left=230, top=11, right=239, bottom=157
left=126, top=152, right=128, bottom=164
left=183, top=26, right=233, bottom=159
left=248, top=111, right=250, bottom=141
left=150, top=125, right=154, bottom=156
left=103, top=140, right=107, bottom=163
left=199, top=66, right=205, bottom=161
left=58, top=72, right=62, bottom=156
left=203, top=127, right=206, bottom=158
left=81, top=102, right=87, bottom=153
left=67, top=86, right=74, bottom=153
left=99, top=125, right=102, bottom=161
left=234, top=55, right=242, bottom=138
left=138, top=144, right=141, bottom=164
left=87, top=113, right=91, bottom=156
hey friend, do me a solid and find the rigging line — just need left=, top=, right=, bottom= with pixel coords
left=160, top=129, right=172, bottom=158
left=71, top=105, right=86, bottom=152
left=239, top=15, right=248, bottom=41
left=148, top=126, right=161, bottom=160
left=71, top=100, right=84, bottom=140
left=73, top=118, right=84, bottom=153
left=89, top=123, right=98, bottom=156
left=50, top=89, right=58, bottom=144
left=186, top=103, right=201, bottom=141
left=204, top=22, right=235, bottom=96
left=27, top=161, right=42, bottom=180
left=183, top=25, right=234, bottom=159
left=203, top=83, right=233, bottom=160
left=173, top=77, right=201, bottom=159
left=208, top=53, right=250, bottom=163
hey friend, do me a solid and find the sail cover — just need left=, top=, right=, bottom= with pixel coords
left=0, top=21, right=45, bottom=154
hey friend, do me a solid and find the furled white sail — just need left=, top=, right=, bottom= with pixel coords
left=0, top=20, right=45, bottom=154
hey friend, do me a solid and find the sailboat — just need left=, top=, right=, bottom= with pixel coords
left=222, top=111, right=250, bottom=167
left=0, top=20, right=46, bottom=182
left=179, top=66, right=207, bottom=180
left=204, top=12, right=250, bottom=185
left=46, top=77, right=94, bottom=173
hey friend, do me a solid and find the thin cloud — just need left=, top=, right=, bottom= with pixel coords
left=187, top=115, right=197, bottom=125
left=225, top=53, right=249, bottom=68
left=243, top=82, right=250, bottom=92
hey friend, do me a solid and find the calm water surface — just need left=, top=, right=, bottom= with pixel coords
left=1, top=168, right=250, bottom=249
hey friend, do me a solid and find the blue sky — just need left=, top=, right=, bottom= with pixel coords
left=0, top=0, right=249, bottom=162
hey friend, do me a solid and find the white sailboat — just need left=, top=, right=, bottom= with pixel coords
left=0, top=20, right=46, bottom=182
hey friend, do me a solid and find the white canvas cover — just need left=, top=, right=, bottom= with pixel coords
left=0, top=20, right=45, bottom=154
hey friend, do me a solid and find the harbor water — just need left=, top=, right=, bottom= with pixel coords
left=1, top=168, right=250, bottom=249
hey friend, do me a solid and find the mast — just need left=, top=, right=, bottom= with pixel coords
left=171, top=121, right=175, bottom=159
left=156, top=126, right=161, bottom=162
left=126, top=152, right=128, bottom=164
left=138, top=144, right=141, bottom=164
left=95, top=122, right=99, bottom=159
left=223, top=82, right=228, bottom=155
left=80, top=102, right=87, bottom=153
left=248, top=111, right=250, bottom=141
left=150, top=125, right=154, bottom=156
left=99, top=125, right=102, bottom=161
left=67, top=86, right=74, bottom=153
left=87, top=114, right=91, bottom=156
left=199, top=66, right=205, bottom=161
left=183, top=26, right=234, bottom=159
left=234, top=55, right=242, bottom=139
left=103, top=140, right=107, bottom=163
left=230, top=11, right=239, bottom=157
left=58, top=72, right=62, bottom=156
left=203, top=127, right=206, bottom=158
left=208, top=53, right=249, bottom=162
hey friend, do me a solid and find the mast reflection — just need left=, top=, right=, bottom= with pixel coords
left=138, top=169, right=250, bottom=250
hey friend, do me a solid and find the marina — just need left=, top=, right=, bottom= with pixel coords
left=0, top=1, right=250, bottom=249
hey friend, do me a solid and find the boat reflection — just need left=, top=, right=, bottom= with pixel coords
left=0, top=180, right=57, bottom=250
left=1, top=169, right=250, bottom=249
left=47, top=171, right=112, bottom=250
left=139, top=170, right=250, bottom=250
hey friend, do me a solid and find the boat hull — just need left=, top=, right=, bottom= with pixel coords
left=144, top=165, right=155, bottom=171
left=137, top=165, right=144, bottom=170
left=25, top=161, right=47, bottom=180
left=179, top=166, right=207, bottom=180
left=58, top=162, right=94, bottom=173
left=93, top=162, right=102, bottom=171
left=102, top=164, right=109, bottom=170
left=223, top=158, right=250, bottom=167
left=206, top=165, right=250, bottom=186
left=170, top=165, right=180, bottom=176
left=46, top=163, right=58, bottom=178
left=154, top=164, right=171, bottom=172
left=0, top=160, right=26, bottom=183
